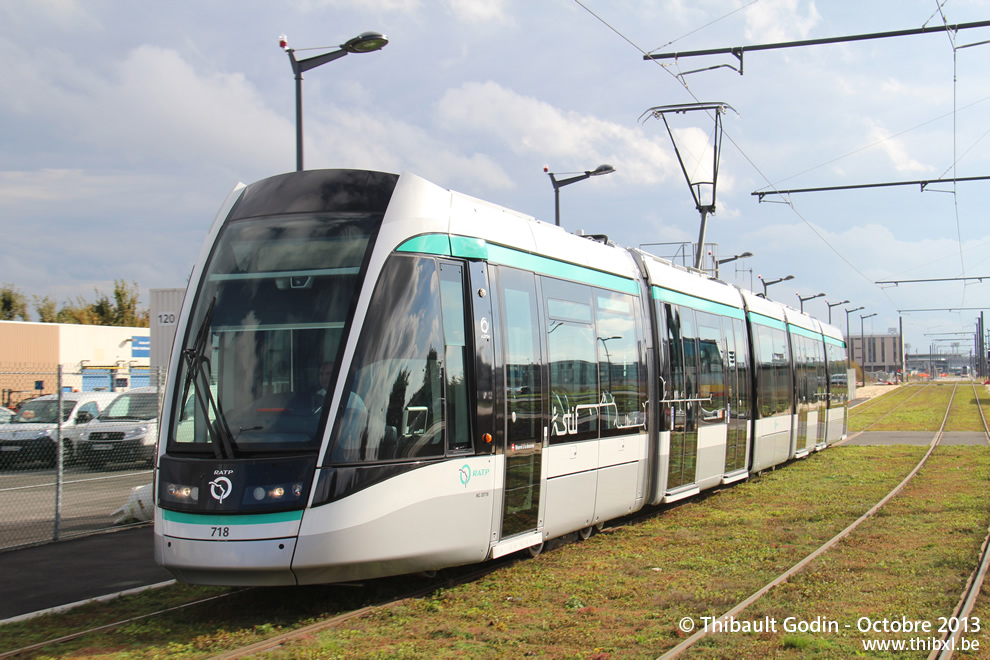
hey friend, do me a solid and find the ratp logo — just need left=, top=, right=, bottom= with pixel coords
left=459, top=464, right=491, bottom=487
left=209, top=476, right=232, bottom=503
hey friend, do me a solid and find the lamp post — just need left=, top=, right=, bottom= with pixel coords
left=715, top=251, right=753, bottom=279
left=281, top=32, right=389, bottom=172
left=757, top=274, right=794, bottom=299
left=797, top=292, right=825, bottom=313
left=844, top=306, right=864, bottom=369
left=860, top=312, right=877, bottom=382
left=546, top=164, right=615, bottom=227
left=826, top=299, right=850, bottom=324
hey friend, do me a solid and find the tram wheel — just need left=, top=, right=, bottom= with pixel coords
left=578, top=526, right=594, bottom=541
left=526, top=541, right=544, bottom=558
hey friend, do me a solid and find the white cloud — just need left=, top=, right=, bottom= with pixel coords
left=291, top=0, right=509, bottom=23
left=445, top=0, right=510, bottom=24
left=0, top=0, right=101, bottom=32
left=865, top=119, right=932, bottom=173
left=744, top=0, right=821, bottom=42
left=307, top=107, right=516, bottom=190
left=435, top=81, right=678, bottom=185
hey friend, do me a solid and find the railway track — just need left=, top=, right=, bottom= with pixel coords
left=660, top=382, right=990, bottom=659
left=846, top=382, right=932, bottom=434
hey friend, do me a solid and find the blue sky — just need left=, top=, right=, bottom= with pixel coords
left=2, top=0, right=990, bottom=355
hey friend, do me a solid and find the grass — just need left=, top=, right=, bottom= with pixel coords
left=850, top=382, right=990, bottom=433
left=3, top=384, right=989, bottom=658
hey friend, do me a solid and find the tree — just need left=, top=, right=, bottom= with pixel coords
left=13, top=281, right=150, bottom=327
left=33, top=295, right=58, bottom=323
left=0, top=284, right=29, bottom=321
left=71, top=280, right=150, bottom=327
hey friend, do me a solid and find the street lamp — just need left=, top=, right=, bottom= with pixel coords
left=281, top=32, right=389, bottom=172
left=826, top=299, right=850, bottom=324
left=844, top=306, right=864, bottom=369
left=715, top=251, right=753, bottom=279
left=797, top=292, right=825, bottom=313
left=757, top=274, right=794, bottom=299
left=860, top=312, right=877, bottom=382
left=545, top=164, right=615, bottom=227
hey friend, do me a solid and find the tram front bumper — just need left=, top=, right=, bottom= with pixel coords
left=156, top=532, right=298, bottom=586
left=154, top=508, right=303, bottom=586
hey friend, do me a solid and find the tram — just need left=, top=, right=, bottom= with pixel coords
left=154, top=169, right=848, bottom=586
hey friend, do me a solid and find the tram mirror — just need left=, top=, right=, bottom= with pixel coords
left=274, top=276, right=314, bottom=290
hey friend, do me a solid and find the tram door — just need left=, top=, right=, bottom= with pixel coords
left=468, top=261, right=495, bottom=453
left=666, top=304, right=699, bottom=491
left=497, top=268, right=545, bottom=539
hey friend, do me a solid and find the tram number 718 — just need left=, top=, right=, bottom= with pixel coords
left=211, top=526, right=230, bottom=538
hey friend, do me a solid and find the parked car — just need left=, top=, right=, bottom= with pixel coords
left=0, top=407, right=14, bottom=424
left=76, top=387, right=160, bottom=470
left=0, top=392, right=118, bottom=468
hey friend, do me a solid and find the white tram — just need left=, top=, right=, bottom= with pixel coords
left=154, top=169, right=848, bottom=586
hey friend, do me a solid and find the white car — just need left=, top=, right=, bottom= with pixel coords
left=77, top=387, right=160, bottom=470
left=0, top=392, right=118, bottom=468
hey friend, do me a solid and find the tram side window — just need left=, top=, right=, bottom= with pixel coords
left=328, top=255, right=447, bottom=464
left=731, top=318, right=751, bottom=419
left=439, top=262, right=472, bottom=454
left=544, top=278, right=597, bottom=442
left=595, top=290, right=646, bottom=435
left=696, top=312, right=726, bottom=425
left=827, top=343, right=848, bottom=406
left=756, top=324, right=791, bottom=418
left=501, top=268, right=543, bottom=447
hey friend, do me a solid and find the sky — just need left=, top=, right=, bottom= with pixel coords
left=2, top=0, right=990, bottom=358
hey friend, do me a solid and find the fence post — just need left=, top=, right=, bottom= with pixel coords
left=54, top=365, right=64, bottom=541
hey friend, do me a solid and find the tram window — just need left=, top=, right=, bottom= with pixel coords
left=731, top=318, right=751, bottom=418
left=547, top=322, right=598, bottom=440
left=439, top=263, right=471, bottom=454
left=696, top=312, right=726, bottom=426
left=169, top=213, right=376, bottom=454
left=681, top=308, right=698, bottom=424
left=755, top=324, right=790, bottom=418
left=664, top=303, right=685, bottom=428
left=500, top=268, right=542, bottom=446
left=827, top=343, right=848, bottom=406
left=544, top=278, right=597, bottom=442
left=595, top=290, right=646, bottom=434
left=328, top=255, right=446, bottom=464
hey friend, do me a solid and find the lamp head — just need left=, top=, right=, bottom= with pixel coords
left=342, top=31, right=389, bottom=53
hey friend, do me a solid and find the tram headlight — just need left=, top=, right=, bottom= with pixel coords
left=163, top=482, right=199, bottom=503
left=245, top=482, right=304, bottom=504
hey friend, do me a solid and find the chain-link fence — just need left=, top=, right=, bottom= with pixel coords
left=0, top=365, right=164, bottom=551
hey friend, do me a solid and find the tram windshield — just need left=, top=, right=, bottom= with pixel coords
left=167, top=213, right=379, bottom=456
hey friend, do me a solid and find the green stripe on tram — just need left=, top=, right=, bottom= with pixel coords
left=162, top=510, right=303, bottom=526
left=396, top=234, right=451, bottom=256
left=749, top=312, right=787, bottom=331
left=824, top=334, right=846, bottom=348
left=396, top=234, right=639, bottom=295
left=788, top=324, right=823, bottom=342
left=651, top=286, right=745, bottom=320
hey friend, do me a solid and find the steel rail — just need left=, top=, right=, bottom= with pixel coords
left=0, top=590, right=248, bottom=659
left=929, top=381, right=990, bottom=659
left=658, top=384, right=959, bottom=659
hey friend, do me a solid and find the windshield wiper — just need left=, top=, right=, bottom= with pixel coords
left=180, top=296, right=237, bottom=459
